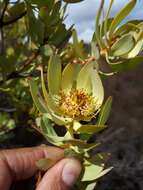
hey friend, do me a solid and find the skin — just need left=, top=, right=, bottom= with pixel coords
left=0, top=146, right=81, bottom=190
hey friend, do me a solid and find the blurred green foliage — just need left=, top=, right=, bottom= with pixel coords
left=0, top=0, right=73, bottom=141
left=0, top=112, right=15, bottom=142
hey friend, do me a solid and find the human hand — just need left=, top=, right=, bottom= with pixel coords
left=0, top=146, right=81, bottom=190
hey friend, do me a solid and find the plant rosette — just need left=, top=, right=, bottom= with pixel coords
left=29, top=55, right=112, bottom=189
left=93, top=0, right=143, bottom=73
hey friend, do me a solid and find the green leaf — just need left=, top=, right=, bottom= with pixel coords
left=76, top=62, right=93, bottom=94
left=3, top=2, right=26, bottom=23
left=82, top=162, right=104, bottom=182
left=76, top=125, right=107, bottom=134
left=92, top=167, right=113, bottom=180
left=85, top=182, right=96, bottom=190
left=109, top=0, right=137, bottom=37
left=40, top=67, right=50, bottom=107
left=113, top=22, right=139, bottom=37
left=30, top=0, right=54, bottom=8
left=87, top=153, right=110, bottom=165
left=95, top=0, right=105, bottom=48
left=127, top=39, right=143, bottom=58
left=41, top=115, right=57, bottom=136
left=110, top=34, right=135, bottom=56
left=48, top=55, right=62, bottom=95
left=36, top=158, right=57, bottom=171
left=29, top=79, right=49, bottom=113
left=64, top=139, right=100, bottom=151
left=51, top=113, right=72, bottom=126
left=51, top=1, right=61, bottom=18
left=50, top=24, right=72, bottom=48
left=94, top=18, right=113, bottom=49
left=82, top=159, right=112, bottom=182
left=91, top=68, right=104, bottom=106
left=40, top=45, right=53, bottom=57
left=97, top=96, right=112, bottom=125
left=26, top=5, right=44, bottom=44
left=72, top=30, right=85, bottom=58
left=42, top=65, right=72, bottom=124
left=46, top=94, right=61, bottom=115
left=103, top=0, right=114, bottom=40
left=61, top=63, right=81, bottom=91
left=40, top=116, right=64, bottom=146
left=91, top=42, right=100, bottom=60
left=39, top=4, right=60, bottom=27
left=110, top=56, right=143, bottom=72
left=79, top=134, right=92, bottom=141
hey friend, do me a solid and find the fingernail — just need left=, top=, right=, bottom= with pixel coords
left=62, top=159, right=81, bottom=187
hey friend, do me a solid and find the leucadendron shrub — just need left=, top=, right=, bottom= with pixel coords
left=28, top=0, right=143, bottom=189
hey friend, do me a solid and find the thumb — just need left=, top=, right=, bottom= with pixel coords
left=36, top=158, right=82, bottom=190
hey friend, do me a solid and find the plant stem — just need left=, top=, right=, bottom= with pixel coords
left=3, top=11, right=27, bottom=26
left=0, top=0, right=9, bottom=55
left=0, top=27, right=4, bottom=55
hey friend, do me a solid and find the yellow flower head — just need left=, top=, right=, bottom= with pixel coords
left=39, top=55, right=104, bottom=125
left=58, top=89, right=98, bottom=119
